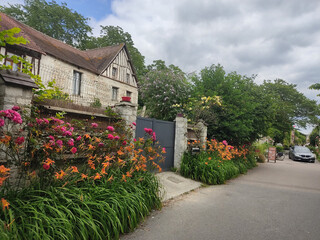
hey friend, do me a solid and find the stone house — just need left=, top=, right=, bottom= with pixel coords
left=0, top=13, right=138, bottom=108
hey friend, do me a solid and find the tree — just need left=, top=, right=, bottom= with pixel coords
left=262, top=79, right=319, bottom=143
left=1, top=0, right=92, bottom=48
left=81, top=26, right=146, bottom=79
left=191, top=64, right=275, bottom=145
left=139, top=61, right=191, bottom=121
left=309, top=83, right=320, bottom=96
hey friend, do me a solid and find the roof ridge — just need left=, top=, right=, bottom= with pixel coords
left=0, top=13, right=88, bottom=56
left=85, top=43, right=125, bottom=52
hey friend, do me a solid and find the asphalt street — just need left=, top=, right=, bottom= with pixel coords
left=121, top=156, right=320, bottom=240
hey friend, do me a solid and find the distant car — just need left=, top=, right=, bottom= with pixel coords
left=289, top=146, right=315, bottom=163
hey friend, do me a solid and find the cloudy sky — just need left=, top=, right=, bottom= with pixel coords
left=2, top=0, right=320, bottom=103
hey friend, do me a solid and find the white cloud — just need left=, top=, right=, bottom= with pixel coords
left=90, top=0, right=320, bottom=102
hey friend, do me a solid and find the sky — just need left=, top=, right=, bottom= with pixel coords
left=2, top=0, right=320, bottom=133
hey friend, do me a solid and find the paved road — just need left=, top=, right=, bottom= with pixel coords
left=121, top=157, right=320, bottom=240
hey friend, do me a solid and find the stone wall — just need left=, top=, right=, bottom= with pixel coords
left=39, top=54, right=138, bottom=108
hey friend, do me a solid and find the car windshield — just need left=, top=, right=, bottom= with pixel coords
left=294, top=147, right=311, bottom=153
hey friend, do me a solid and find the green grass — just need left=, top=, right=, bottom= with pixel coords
left=0, top=172, right=161, bottom=240
left=180, top=151, right=257, bottom=185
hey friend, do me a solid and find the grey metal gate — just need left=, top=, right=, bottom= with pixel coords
left=136, top=117, right=175, bottom=171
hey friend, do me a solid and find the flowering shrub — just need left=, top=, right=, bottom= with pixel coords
left=181, top=139, right=256, bottom=184
left=0, top=106, right=164, bottom=191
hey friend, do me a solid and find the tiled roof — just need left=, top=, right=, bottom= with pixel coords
left=0, top=13, right=125, bottom=75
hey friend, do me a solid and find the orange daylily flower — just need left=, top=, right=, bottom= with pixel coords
left=107, top=175, right=114, bottom=182
left=102, top=162, right=110, bottom=168
left=95, top=137, right=101, bottom=142
left=208, top=157, right=212, bottom=160
left=43, top=142, right=53, bottom=150
left=81, top=173, right=88, bottom=179
left=71, top=166, right=79, bottom=173
left=126, top=171, right=132, bottom=178
left=94, top=173, right=102, bottom=180
left=1, top=198, right=10, bottom=211
left=205, top=162, right=208, bottom=165
left=55, top=170, right=66, bottom=180
left=117, top=150, right=124, bottom=155
left=0, top=165, right=10, bottom=175
left=84, top=134, right=91, bottom=139
left=101, top=167, right=107, bottom=175
left=0, top=176, right=9, bottom=186
left=88, top=144, right=95, bottom=150
left=122, top=174, right=127, bottom=182
left=44, top=158, right=55, bottom=166
left=0, top=135, right=11, bottom=144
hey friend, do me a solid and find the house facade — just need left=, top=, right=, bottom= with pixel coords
left=0, top=13, right=138, bottom=107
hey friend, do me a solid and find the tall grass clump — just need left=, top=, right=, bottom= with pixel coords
left=0, top=106, right=164, bottom=239
left=180, top=139, right=256, bottom=185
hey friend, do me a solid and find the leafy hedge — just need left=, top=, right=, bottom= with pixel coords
left=180, top=140, right=256, bottom=185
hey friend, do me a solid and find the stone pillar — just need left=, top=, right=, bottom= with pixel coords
left=114, top=101, right=138, bottom=138
left=0, top=70, right=36, bottom=110
left=195, top=120, right=208, bottom=150
left=174, top=115, right=188, bottom=169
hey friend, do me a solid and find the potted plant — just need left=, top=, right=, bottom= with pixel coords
left=121, top=96, right=131, bottom=102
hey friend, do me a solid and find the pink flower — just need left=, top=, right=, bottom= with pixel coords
left=36, top=118, right=43, bottom=125
left=152, top=132, right=156, bottom=141
left=107, top=134, right=114, bottom=140
left=43, top=164, right=50, bottom=170
left=63, top=131, right=72, bottom=136
left=122, top=140, right=127, bottom=145
left=98, top=142, right=104, bottom=147
left=91, top=123, right=98, bottom=128
left=43, top=118, right=49, bottom=124
left=71, top=147, right=77, bottom=154
left=107, top=126, right=115, bottom=132
left=56, top=140, right=63, bottom=147
left=67, top=139, right=74, bottom=146
left=12, top=106, right=20, bottom=111
left=15, top=136, right=25, bottom=145
left=222, top=140, right=228, bottom=146
left=114, top=136, right=120, bottom=140
left=133, top=138, right=137, bottom=142
left=0, top=118, right=4, bottom=127
left=76, top=136, right=82, bottom=141
left=132, top=122, right=136, bottom=126
left=49, top=135, right=55, bottom=141
left=144, top=128, right=153, bottom=135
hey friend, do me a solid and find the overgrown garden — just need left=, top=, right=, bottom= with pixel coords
left=0, top=106, right=164, bottom=239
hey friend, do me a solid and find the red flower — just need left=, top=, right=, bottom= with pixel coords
left=122, top=140, right=127, bottom=145
left=43, top=164, right=50, bottom=170
left=91, top=123, right=98, bottom=128
left=107, top=134, right=114, bottom=140
left=15, top=136, right=25, bottom=145
left=71, top=147, right=77, bottom=154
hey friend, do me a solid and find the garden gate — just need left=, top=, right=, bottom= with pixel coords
left=136, top=117, right=175, bottom=171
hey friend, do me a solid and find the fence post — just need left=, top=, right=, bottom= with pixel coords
left=174, top=115, right=188, bottom=169
left=195, top=120, right=207, bottom=150
left=114, top=101, right=138, bottom=138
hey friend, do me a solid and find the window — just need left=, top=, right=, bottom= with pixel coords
left=5, top=58, right=21, bottom=72
left=112, top=67, right=117, bottom=78
left=73, top=71, right=82, bottom=95
left=126, top=73, right=130, bottom=84
left=112, top=87, right=118, bottom=100
left=126, top=91, right=132, bottom=97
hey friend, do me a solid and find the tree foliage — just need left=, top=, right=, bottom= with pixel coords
left=191, top=64, right=275, bottom=145
left=1, top=0, right=92, bottom=48
left=262, top=79, right=319, bottom=142
left=139, top=61, right=190, bottom=121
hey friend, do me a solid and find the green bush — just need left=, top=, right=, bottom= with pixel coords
left=180, top=140, right=257, bottom=185
left=0, top=172, right=161, bottom=240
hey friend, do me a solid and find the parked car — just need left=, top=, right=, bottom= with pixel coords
left=289, top=146, right=315, bottom=163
